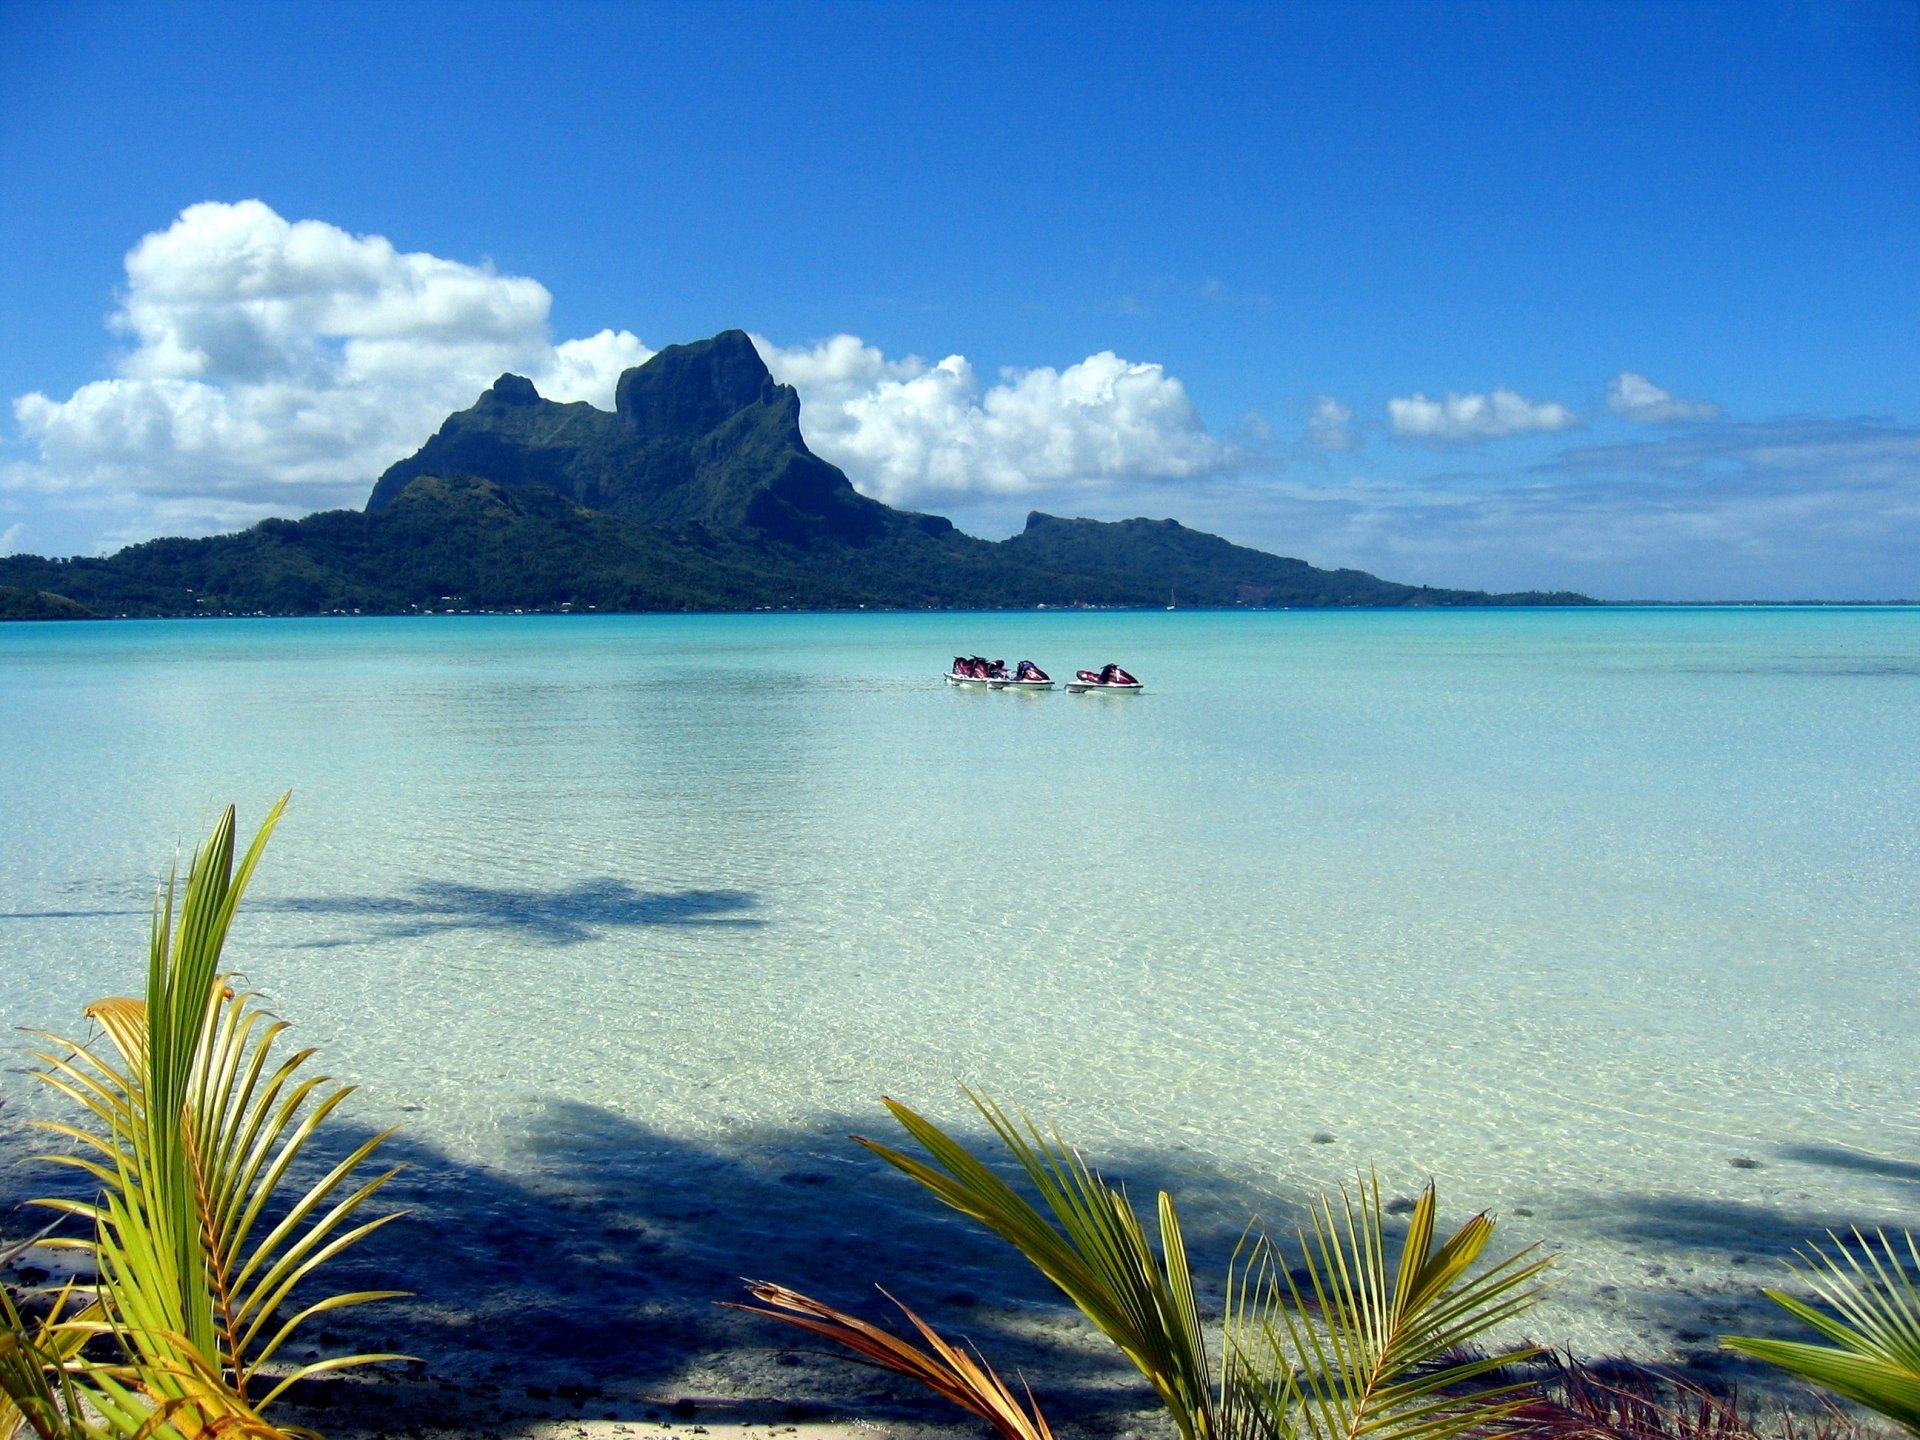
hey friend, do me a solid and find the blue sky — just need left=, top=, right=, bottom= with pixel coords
left=2, top=0, right=1915, bottom=599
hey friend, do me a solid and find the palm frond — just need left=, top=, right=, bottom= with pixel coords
left=1227, top=1176, right=1549, bottom=1440
left=853, top=1097, right=1547, bottom=1440
left=1, top=1283, right=100, bottom=1440
left=1723, top=1228, right=1920, bottom=1435
left=729, top=1282, right=1054, bottom=1440
left=857, top=1090, right=1218, bottom=1440
left=23, top=798, right=407, bottom=1420
left=74, top=1323, right=305, bottom=1439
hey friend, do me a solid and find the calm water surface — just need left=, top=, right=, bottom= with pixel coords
left=2, top=607, right=1916, bottom=1384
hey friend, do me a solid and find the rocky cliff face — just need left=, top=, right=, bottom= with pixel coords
left=365, top=330, right=906, bottom=548
left=614, top=329, right=783, bottom=440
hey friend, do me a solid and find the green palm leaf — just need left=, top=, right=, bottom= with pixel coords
left=858, top=1090, right=1219, bottom=1440
left=24, top=798, right=408, bottom=1424
left=1724, top=1228, right=1920, bottom=1434
left=1, top=1280, right=101, bottom=1440
left=1226, top=1176, right=1549, bottom=1440
left=852, top=1094, right=1547, bottom=1440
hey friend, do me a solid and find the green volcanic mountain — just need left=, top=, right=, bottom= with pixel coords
left=0, top=330, right=1592, bottom=616
left=367, top=330, right=914, bottom=551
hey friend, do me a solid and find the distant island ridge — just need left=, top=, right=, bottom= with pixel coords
left=0, top=329, right=1595, bottom=618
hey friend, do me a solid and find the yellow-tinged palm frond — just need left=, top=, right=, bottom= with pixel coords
left=1, top=1281, right=101, bottom=1440
left=27, top=1316, right=314, bottom=1440
left=1224, top=1176, right=1549, bottom=1440
left=1723, top=1228, right=1920, bottom=1435
left=0, top=1282, right=248, bottom=1440
left=24, top=798, right=408, bottom=1421
left=857, top=1089, right=1218, bottom=1440
left=82, top=1329, right=313, bottom=1439
left=729, top=1282, right=1054, bottom=1440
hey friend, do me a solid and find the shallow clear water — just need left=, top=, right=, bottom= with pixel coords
left=3, top=607, right=1916, bottom=1384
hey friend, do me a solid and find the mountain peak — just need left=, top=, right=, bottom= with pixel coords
left=615, top=329, right=781, bottom=439
left=363, top=327, right=890, bottom=546
left=484, top=374, right=541, bottom=407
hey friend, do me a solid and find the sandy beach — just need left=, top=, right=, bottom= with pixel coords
left=268, top=1280, right=1163, bottom=1440
left=3, top=1220, right=1158, bottom=1440
left=5, top=1210, right=1821, bottom=1440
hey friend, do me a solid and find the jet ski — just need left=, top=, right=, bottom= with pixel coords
left=946, top=655, right=1003, bottom=686
left=1065, top=663, right=1143, bottom=694
left=998, top=659, right=1053, bottom=690
left=945, top=657, right=1053, bottom=690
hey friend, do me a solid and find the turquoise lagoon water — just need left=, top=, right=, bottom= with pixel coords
left=2, top=607, right=1916, bottom=1389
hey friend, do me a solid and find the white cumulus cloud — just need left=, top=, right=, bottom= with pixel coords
left=754, top=333, right=1228, bottom=509
left=1606, top=371, right=1721, bottom=424
left=10, top=200, right=648, bottom=550
left=533, top=329, right=656, bottom=405
left=1388, top=387, right=1579, bottom=442
left=10, top=202, right=1229, bottom=553
left=113, top=199, right=553, bottom=386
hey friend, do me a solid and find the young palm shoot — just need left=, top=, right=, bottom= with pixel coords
left=1223, top=1176, right=1550, bottom=1440
left=860, top=1090, right=1218, bottom=1440
left=0, top=1277, right=98, bottom=1440
left=21, top=798, right=407, bottom=1433
left=852, top=1090, right=1550, bottom=1440
left=1723, top=1227, right=1920, bottom=1435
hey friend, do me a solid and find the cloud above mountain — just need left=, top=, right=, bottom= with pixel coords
left=5, top=202, right=1231, bottom=552
left=5, top=203, right=1914, bottom=599
left=7, top=201, right=649, bottom=548
left=753, top=333, right=1229, bottom=509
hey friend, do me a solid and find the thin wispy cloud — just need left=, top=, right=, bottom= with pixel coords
left=1103, top=275, right=1271, bottom=318
left=1307, top=395, right=1356, bottom=451
left=1162, top=414, right=1920, bottom=600
left=1551, top=414, right=1920, bottom=496
left=1606, top=371, right=1722, bottom=423
left=1237, top=410, right=1276, bottom=445
left=1198, top=277, right=1272, bottom=308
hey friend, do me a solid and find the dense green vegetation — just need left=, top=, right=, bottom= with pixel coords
left=0, top=587, right=94, bottom=621
left=0, top=476, right=1157, bottom=617
left=1003, top=512, right=1588, bottom=607
left=0, top=330, right=1595, bottom=618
